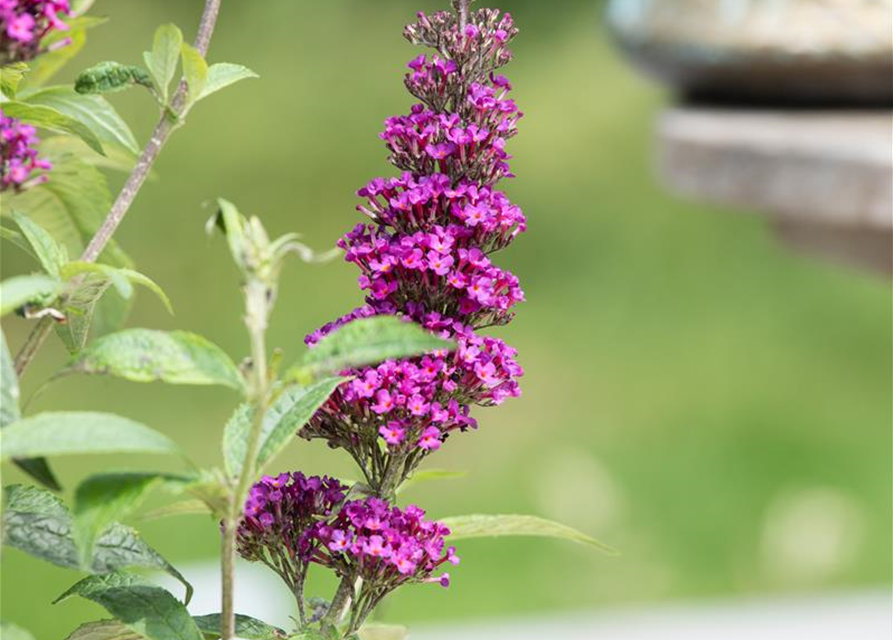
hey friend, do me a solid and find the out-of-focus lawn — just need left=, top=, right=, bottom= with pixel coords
left=2, top=1, right=890, bottom=638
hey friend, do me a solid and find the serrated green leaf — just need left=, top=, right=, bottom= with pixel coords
left=439, top=514, right=618, bottom=554
left=1, top=62, right=29, bottom=99
left=11, top=210, right=68, bottom=278
left=223, top=377, right=345, bottom=477
left=397, top=469, right=468, bottom=495
left=296, top=316, right=453, bottom=377
left=0, top=411, right=179, bottom=459
left=63, top=620, right=142, bottom=640
left=2, top=485, right=192, bottom=599
left=2, top=101, right=104, bottom=155
left=23, top=86, right=139, bottom=154
left=198, top=63, right=258, bottom=101
left=75, top=62, right=153, bottom=96
left=0, top=274, right=61, bottom=316
left=65, top=329, right=243, bottom=390
left=357, top=623, right=409, bottom=640
left=0, top=622, right=37, bottom=640
left=144, top=24, right=183, bottom=104
left=54, top=572, right=202, bottom=640
left=191, top=614, right=286, bottom=640
left=73, top=473, right=173, bottom=570
left=179, top=44, right=207, bottom=110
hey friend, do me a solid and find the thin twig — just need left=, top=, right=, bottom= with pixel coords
left=13, top=0, right=223, bottom=376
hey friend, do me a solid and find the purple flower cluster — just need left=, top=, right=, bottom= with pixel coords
left=0, top=111, right=51, bottom=192
left=302, top=6, right=524, bottom=488
left=309, top=497, right=457, bottom=590
left=1, top=0, right=70, bottom=64
left=236, top=472, right=346, bottom=567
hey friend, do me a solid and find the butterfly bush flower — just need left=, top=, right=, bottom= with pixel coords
left=307, top=497, right=457, bottom=621
left=0, top=0, right=71, bottom=64
left=303, top=6, right=524, bottom=491
left=0, top=111, right=51, bottom=192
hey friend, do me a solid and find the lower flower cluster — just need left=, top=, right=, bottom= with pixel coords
left=0, top=112, right=51, bottom=192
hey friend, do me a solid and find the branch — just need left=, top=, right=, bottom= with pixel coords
left=13, top=0, right=224, bottom=376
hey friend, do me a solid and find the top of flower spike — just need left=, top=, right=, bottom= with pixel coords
left=1, top=0, right=71, bottom=64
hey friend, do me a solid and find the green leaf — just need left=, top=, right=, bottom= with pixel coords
left=439, top=514, right=618, bottom=554
left=198, top=63, right=258, bottom=101
left=179, top=44, right=207, bottom=110
left=357, top=623, right=409, bottom=640
left=2, top=101, right=104, bottom=155
left=63, top=620, right=142, bottom=640
left=55, top=274, right=111, bottom=353
left=179, top=470, right=229, bottom=517
left=140, top=499, right=210, bottom=522
left=0, top=622, right=37, bottom=640
left=4, top=139, right=129, bottom=269
left=296, top=316, right=453, bottom=377
left=75, top=62, right=153, bottom=96
left=13, top=457, right=63, bottom=491
left=2, top=485, right=192, bottom=599
left=65, top=329, right=243, bottom=390
left=0, top=411, right=180, bottom=459
left=143, top=24, right=183, bottom=104
left=73, top=473, right=172, bottom=570
left=22, top=16, right=107, bottom=89
left=11, top=210, right=68, bottom=278
left=23, top=86, right=139, bottom=154
left=61, top=262, right=173, bottom=314
left=1, top=330, right=21, bottom=428
left=1, top=62, right=29, bottom=99
left=192, top=614, right=286, bottom=640
left=223, top=377, right=345, bottom=477
left=0, top=274, right=61, bottom=316
left=54, top=572, right=203, bottom=640
left=397, top=469, right=468, bottom=495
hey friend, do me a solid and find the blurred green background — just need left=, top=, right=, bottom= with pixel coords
left=2, top=0, right=891, bottom=637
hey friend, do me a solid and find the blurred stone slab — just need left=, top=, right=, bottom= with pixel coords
left=657, top=107, right=892, bottom=274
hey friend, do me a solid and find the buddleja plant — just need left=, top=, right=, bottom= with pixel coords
left=1, top=2, right=614, bottom=640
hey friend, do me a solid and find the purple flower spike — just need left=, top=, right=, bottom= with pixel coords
left=1, top=0, right=71, bottom=64
left=0, top=111, right=52, bottom=192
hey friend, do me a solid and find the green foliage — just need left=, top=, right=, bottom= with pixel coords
left=0, top=274, right=61, bottom=317
left=199, top=64, right=258, bottom=101
left=75, top=61, right=154, bottom=96
left=295, top=316, right=454, bottom=378
left=11, top=210, right=68, bottom=278
left=0, top=411, right=180, bottom=459
left=60, top=263, right=173, bottom=314
left=191, top=614, right=286, bottom=640
left=64, top=329, right=243, bottom=390
left=0, top=330, right=21, bottom=427
left=22, top=87, right=139, bottom=154
left=0, top=62, right=29, bottom=99
left=179, top=44, right=207, bottom=112
left=140, top=499, right=210, bottom=522
left=2, top=485, right=192, bottom=598
left=1, top=101, right=104, bottom=155
left=55, top=273, right=112, bottom=353
left=222, top=377, right=345, bottom=477
left=54, top=572, right=202, bottom=640
left=63, top=620, right=142, bottom=640
left=143, top=24, right=183, bottom=105
left=73, top=472, right=177, bottom=570
left=0, top=622, right=37, bottom=640
left=439, top=514, right=618, bottom=554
